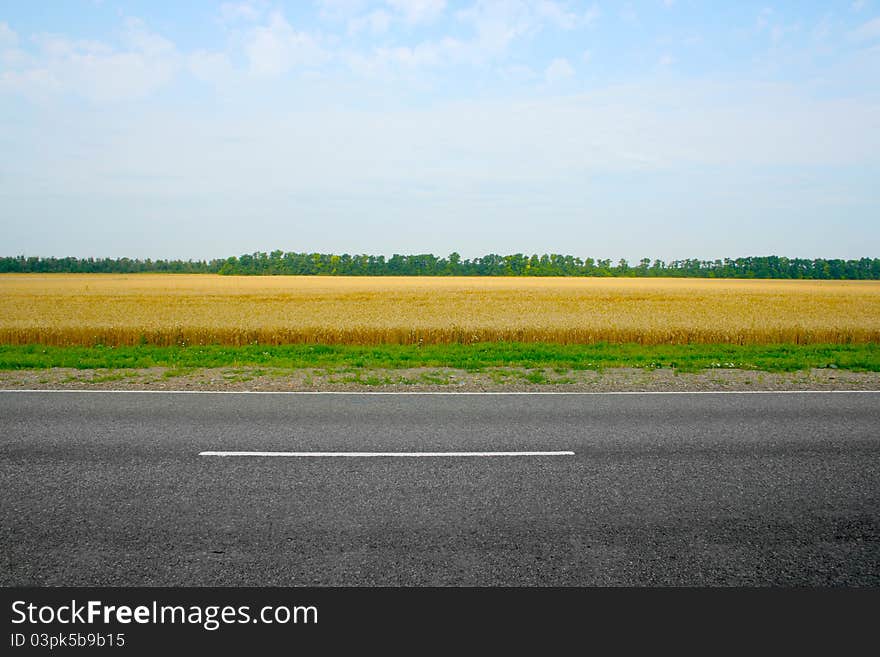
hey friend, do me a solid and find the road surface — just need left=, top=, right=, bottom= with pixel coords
left=1, top=391, right=878, bottom=585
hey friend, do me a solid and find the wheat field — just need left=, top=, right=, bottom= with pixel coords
left=1, top=274, right=879, bottom=346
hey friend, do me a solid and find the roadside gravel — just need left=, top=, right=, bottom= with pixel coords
left=1, top=366, right=878, bottom=392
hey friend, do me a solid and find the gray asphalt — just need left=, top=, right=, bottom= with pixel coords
left=1, top=391, right=878, bottom=586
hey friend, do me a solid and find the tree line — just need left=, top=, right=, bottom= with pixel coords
left=2, top=253, right=879, bottom=279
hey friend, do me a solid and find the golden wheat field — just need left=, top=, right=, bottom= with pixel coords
left=1, top=274, right=879, bottom=346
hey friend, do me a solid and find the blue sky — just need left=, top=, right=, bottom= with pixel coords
left=1, top=1, right=879, bottom=261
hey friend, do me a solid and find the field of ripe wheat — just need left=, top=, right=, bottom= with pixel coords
left=1, top=274, right=879, bottom=347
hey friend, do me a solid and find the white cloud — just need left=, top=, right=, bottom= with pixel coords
left=851, top=1, right=867, bottom=12
left=70, top=50, right=179, bottom=102
left=2, top=20, right=180, bottom=102
left=122, top=18, right=176, bottom=56
left=219, top=2, right=263, bottom=23
left=544, top=57, right=573, bottom=83
left=342, top=1, right=599, bottom=77
left=456, top=1, right=545, bottom=55
left=32, top=33, right=113, bottom=58
left=0, top=21, right=28, bottom=70
left=0, top=67, right=63, bottom=98
left=244, top=11, right=325, bottom=77
left=335, top=0, right=591, bottom=75
left=811, top=13, right=832, bottom=43
left=535, top=1, right=578, bottom=30
left=658, top=53, right=674, bottom=67
left=346, top=1, right=444, bottom=36
left=350, top=0, right=570, bottom=76
left=850, top=17, right=880, bottom=41
left=502, top=63, right=536, bottom=81
left=582, top=50, right=591, bottom=64
left=317, top=0, right=368, bottom=21
left=1, top=48, right=28, bottom=68
left=457, top=1, right=530, bottom=52
left=348, top=10, right=393, bottom=35
left=188, top=50, right=234, bottom=84
left=756, top=7, right=773, bottom=31
left=583, top=4, right=601, bottom=26
left=348, top=36, right=466, bottom=77
left=385, top=0, right=446, bottom=25
left=0, top=21, right=18, bottom=48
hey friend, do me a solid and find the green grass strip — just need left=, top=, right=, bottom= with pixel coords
left=1, top=342, right=878, bottom=372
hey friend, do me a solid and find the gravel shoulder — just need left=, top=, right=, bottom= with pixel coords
left=1, top=366, right=878, bottom=392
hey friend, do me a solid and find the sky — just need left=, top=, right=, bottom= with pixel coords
left=1, top=1, right=879, bottom=262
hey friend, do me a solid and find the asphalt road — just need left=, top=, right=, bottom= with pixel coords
left=1, top=391, right=878, bottom=586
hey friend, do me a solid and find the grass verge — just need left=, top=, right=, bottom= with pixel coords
left=0, top=342, right=878, bottom=372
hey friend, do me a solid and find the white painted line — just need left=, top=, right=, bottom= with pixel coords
left=2, top=389, right=880, bottom=396
left=199, top=450, right=575, bottom=457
